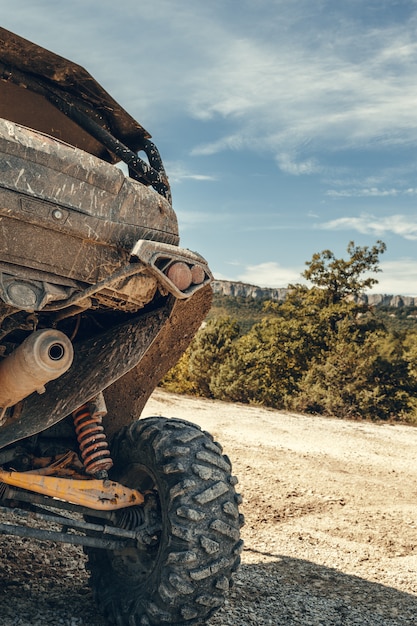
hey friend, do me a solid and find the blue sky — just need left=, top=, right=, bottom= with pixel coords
left=4, top=0, right=417, bottom=295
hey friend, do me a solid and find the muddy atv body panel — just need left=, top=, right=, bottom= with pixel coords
left=0, top=117, right=211, bottom=443
left=0, top=28, right=242, bottom=626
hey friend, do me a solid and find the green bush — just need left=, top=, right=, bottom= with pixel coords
left=161, top=241, right=417, bottom=423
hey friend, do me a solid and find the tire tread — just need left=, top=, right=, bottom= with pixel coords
left=86, top=416, right=243, bottom=626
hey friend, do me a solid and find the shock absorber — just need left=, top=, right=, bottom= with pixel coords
left=72, top=393, right=113, bottom=479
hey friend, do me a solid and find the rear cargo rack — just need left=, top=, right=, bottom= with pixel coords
left=0, top=27, right=171, bottom=202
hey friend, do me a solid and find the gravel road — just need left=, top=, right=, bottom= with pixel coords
left=1, top=389, right=417, bottom=625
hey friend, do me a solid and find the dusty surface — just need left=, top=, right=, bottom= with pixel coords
left=1, top=388, right=417, bottom=624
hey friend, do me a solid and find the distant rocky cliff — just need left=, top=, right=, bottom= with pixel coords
left=212, top=280, right=417, bottom=308
left=212, top=280, right=289, bottom=301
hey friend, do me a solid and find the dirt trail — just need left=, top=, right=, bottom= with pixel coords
left=144, top=390, right=417, bottom=624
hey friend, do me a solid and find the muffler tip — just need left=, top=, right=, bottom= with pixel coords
left=48, top=343, right=66, bottom=361
left=33, top=330, right=74, bottom=373
left=0, top=329, right=74, bottom=409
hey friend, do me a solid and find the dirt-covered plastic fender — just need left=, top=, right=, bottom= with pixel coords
left=103, top=285, right=212, bottom=438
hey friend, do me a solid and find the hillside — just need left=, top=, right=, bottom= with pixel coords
left=212, top=279, right=417, bottom=308
left=210, top=280, right=417, bottom=332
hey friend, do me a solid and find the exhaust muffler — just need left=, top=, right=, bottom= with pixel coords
left=0, top=329, right=74, bottom=410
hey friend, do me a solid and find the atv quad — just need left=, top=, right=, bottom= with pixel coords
left=0, top=28, right=243, bottom=625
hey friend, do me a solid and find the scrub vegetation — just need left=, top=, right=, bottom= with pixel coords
left=162, top=241, right=417, bottom=423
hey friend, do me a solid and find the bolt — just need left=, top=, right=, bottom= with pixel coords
left=52, top=209, right=63, bottom=220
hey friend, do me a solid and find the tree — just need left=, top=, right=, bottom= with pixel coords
left=162, top=240, right=417, bottom=422
left=293, top=324, right=414, bottom=420
left=160, top=317, right=240, bottom=397
left=302, top=240, right=386, bottom=305
left=216, top=240, right=391, bottom=417
left=211, top=316, right=314, bottom=407
left=278, top=241, right=386, bottom=336
left=188, top=317, right=240, bottom=397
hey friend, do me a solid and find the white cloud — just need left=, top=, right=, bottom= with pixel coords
left=165, top=162, right=217, bottom=184
left=327, top=188, right=400, bottom=198
left=369, top=259, right=417, bottom=296
left=276, top=153, right=322, bottom=176
left=191, top=135, right=246, bottom=157
left=327, top=187, right=417, bottom=197
left=236, top=261, right=305, bottom=288
left=178, top=6, right=417, bottom=172
left=320, top=214, right=417, bottom=240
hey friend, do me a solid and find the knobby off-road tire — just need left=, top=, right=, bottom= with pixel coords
left=85, top=416, right=244, bottom=626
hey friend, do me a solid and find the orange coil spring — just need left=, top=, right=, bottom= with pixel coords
left=72, top=404, right=113, bottom=477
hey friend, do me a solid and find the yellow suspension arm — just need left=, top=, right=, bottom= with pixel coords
left=0, top=468, right=144, bottom=510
